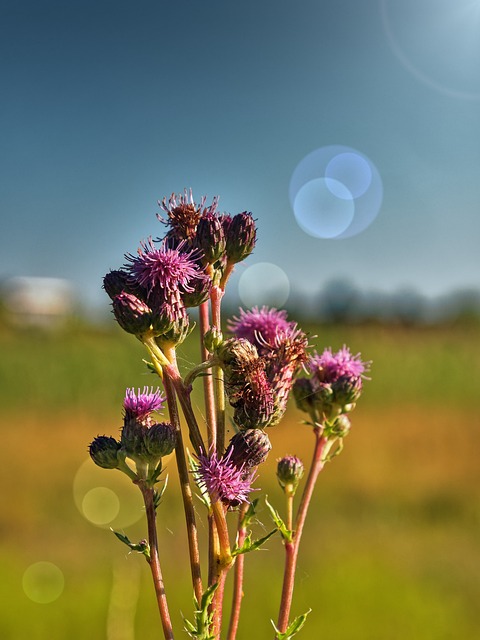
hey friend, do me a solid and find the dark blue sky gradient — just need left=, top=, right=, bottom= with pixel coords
left=1, top=0, right=479, bottom=310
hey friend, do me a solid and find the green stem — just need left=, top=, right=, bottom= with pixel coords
left=276, top=430, right=330, bottom=635
left=139, top=484, right=174, bottom=640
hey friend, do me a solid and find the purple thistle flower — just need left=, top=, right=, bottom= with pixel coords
left=125, top=238, right=205, bottom=296
left=196, top=448, right=256, bottom=506
left=123, top=387, right=166, bottom=422
left=228, top=306, right=301, bottom=355
left=308, top=346, right=369, bottom=384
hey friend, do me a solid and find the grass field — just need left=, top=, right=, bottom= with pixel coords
left=1, top=318, right=479, bottom=639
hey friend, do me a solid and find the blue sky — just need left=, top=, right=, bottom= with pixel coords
left=1, top=0, right=479, bottom=312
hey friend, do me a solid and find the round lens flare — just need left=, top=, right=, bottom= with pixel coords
left=73, top=458, right=144, bottom=529
left=82, top=487, right=120, bottom=525
left=290, top=145, right=383, bottom=239
left=381, top=0, right=480, bottom=100
left=238, top=262, right=290, bottom=308
left=325, top=152, right=372, bottom=200
left=293, top=178, right=355, bottom=239
left=22, top=561, right=65, bottom=604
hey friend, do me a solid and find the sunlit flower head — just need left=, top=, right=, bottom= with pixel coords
left=228, top=306, right=300, bottom=354
left=308, top=346, right=369, bottom=384
left=123, top=387, right=166, bottom=422
left=196, top=448, right=256, bottom=506
left=125, top=238, right=204, bottom=295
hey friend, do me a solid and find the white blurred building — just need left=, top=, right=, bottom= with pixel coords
left=3, top=276, right=74, bottom=327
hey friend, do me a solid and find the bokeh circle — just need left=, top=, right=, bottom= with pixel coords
left=73, top=458, right=144, bottom=529
left=293, top=178, right=355, bottom=239
left=23, top=561, right=65, bottom=604
left=238, top=262, right=290, bottom=308
left=289, top=145, right=383, bottom=239
left=381, top=0, right=480, bottom=101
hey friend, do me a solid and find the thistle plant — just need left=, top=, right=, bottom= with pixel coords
left=89, top=188, right=370, bottom=639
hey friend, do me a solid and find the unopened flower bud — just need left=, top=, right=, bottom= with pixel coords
left=328, top=414, right=351, bottom=438
left=276, top=455, right=304, bottom=494
left=292, top=378, right=316, bottom=414
left=331, top=375, right=362, bottom=408
left=224, top=212, right=257, bottom=264
left=203, top=327, right=223, bottom=353
left=121, top=417, right=148, bottom=461
left=112, top=292, right=152, bottom=336
left=89, top=436, right=121, bottom=469
left=144, top=422, right=177, bottom=458
left=196, top=212, right=226, bottom=264
left=224, top=429, right=272, bottom=471
left=182, top=273, right=211, bottom=308
left=216, top=337, right=258, bottom=372
left=103, top=270, right=130, bottom=300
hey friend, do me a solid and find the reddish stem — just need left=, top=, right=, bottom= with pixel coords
left=276, top=430, right=329, bottom=634
left=140, top=485, right=174, bottom=640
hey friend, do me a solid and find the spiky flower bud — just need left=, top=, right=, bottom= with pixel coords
left=195, top=212, right=226, bottom=264
left=216, top=337, right=259, bottom=373
left=103, top=270, right=130, bottom=300
left=203, top=327, right=224, bottom=353
left=292, top=378, right=316, bottom=414
left=224, top=212, right=257, bottom=264
left=120, top=417, right=148, bottom=462
left=89, top=436, right=121, bottom=469
left=276, top=455, right=304, bottom=494
left=144, top=422, right=177, bottom=458
left=112, top=292, right=152, bottom=336
left=224, top=429, right=272, bottom=471
left=181, top=272, right=211, bottom=308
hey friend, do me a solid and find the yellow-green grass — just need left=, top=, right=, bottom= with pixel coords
left=1, top=322, right=479, bottom=639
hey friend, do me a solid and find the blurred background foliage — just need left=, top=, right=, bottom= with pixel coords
left=0, top=302, right=479, bottom=639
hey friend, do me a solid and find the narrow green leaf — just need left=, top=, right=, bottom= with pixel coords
left=111, top=529, right=150, bottom=560
left=272, top=609, right=311, bottom=639
left=265, top=496, right=293, bottom=542
left=232, top=528, right=278, bottom=557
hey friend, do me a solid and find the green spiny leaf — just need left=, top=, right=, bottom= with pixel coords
left=183, top=583, right=218, bottom=639
left=265, top=496, right=293, bottom=543
left=111, top=529, right=150, bottom=560
left=272, top=609, right=311, bottom=639
left=232, top=528, right=277, bottom=557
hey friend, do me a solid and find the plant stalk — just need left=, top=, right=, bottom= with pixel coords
left=226, top=502, right=249, bottom=640
left=140, top=484, right=174, bottom=640
left=276, top=429, right=330, bottom=634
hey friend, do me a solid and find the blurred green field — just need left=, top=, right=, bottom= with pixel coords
left=1, top=319, right=479, bottom=639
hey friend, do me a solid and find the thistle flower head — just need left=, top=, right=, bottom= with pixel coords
left=123, top=387, right=166, bottom=422
left=125, top=238, right=205, bottom=296
left=308, top=346, right=369, bottom=384
left=228, top=306, right=301, bottom=355
left=196, top=448, right=256, bottom=506
left=158, top=189, right=219, bottom=243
